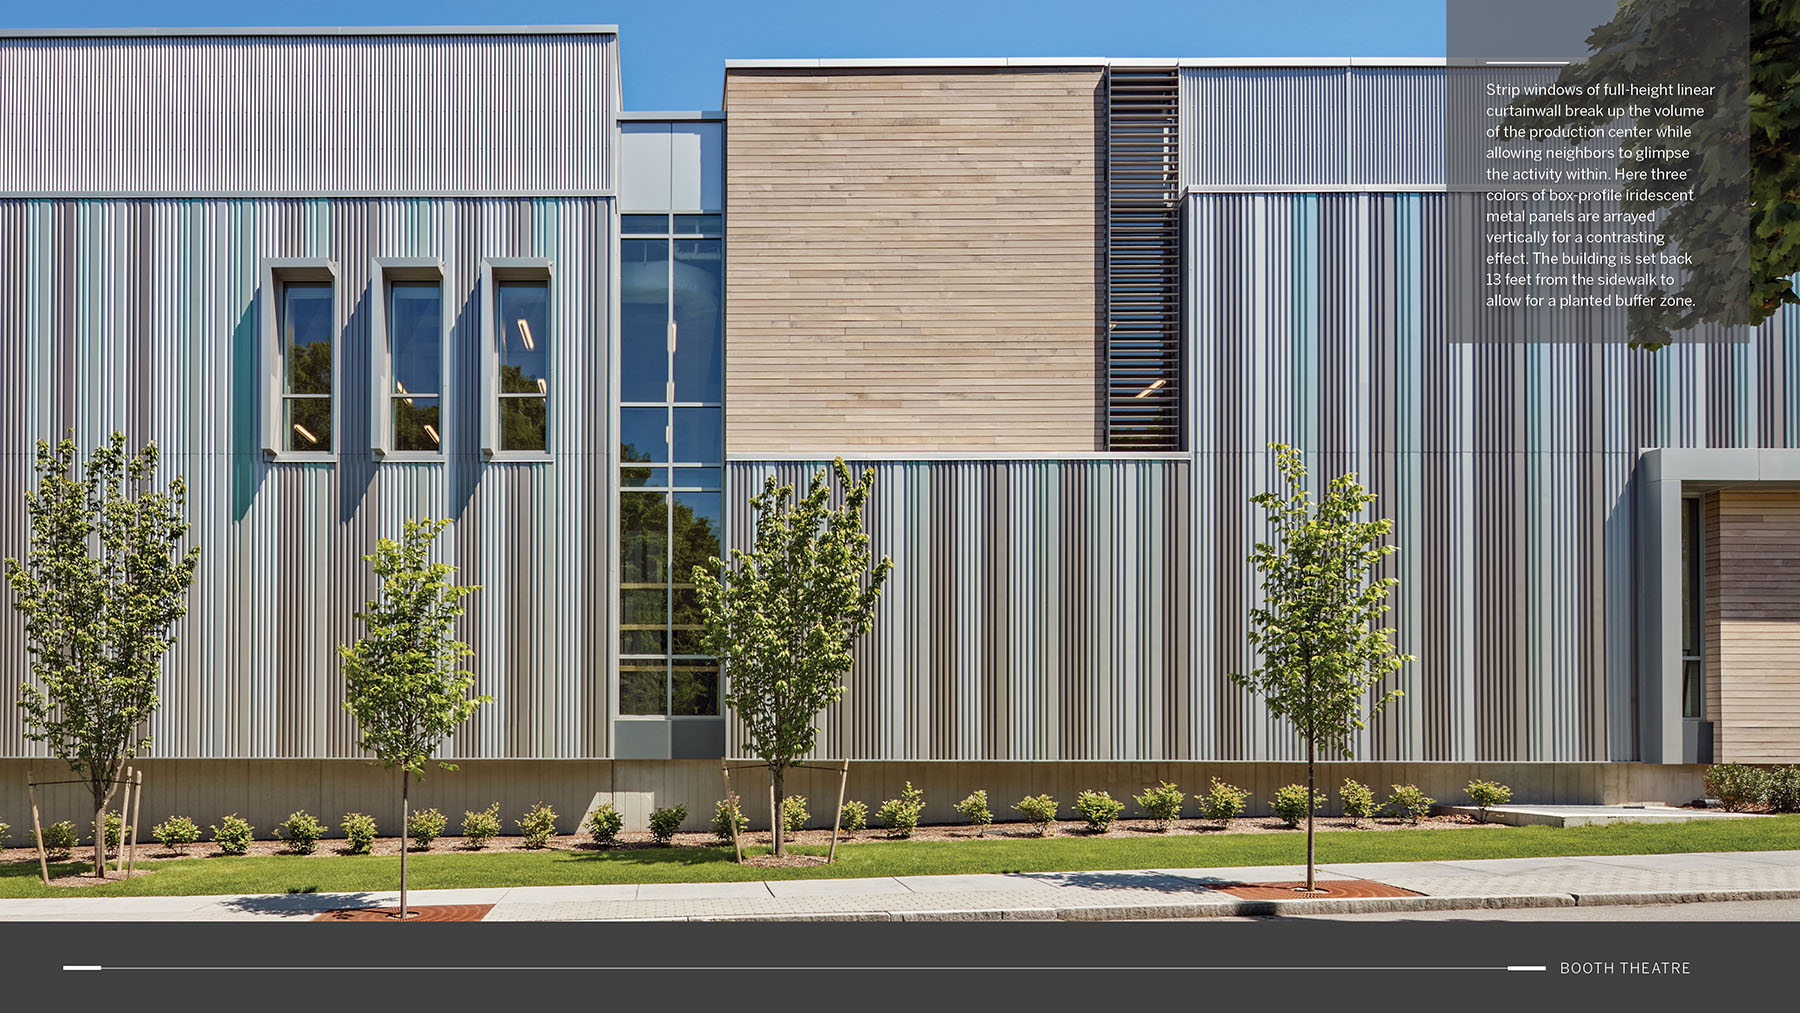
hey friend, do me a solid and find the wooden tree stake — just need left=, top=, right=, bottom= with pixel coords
left=127, top=768, right=144, bottom=875
left=827, top=759, right=850, bottom=864
left=28, top=781, right=49, bottom=886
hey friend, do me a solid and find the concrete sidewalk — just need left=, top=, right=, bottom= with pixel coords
left=4, top=850, right=1798, bottom=922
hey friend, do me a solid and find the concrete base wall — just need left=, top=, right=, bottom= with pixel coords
left=0, top=759, right=1708, bottom=841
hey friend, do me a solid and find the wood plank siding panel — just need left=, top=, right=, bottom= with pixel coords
left=722, top=69, right=1106, bottom=453
left=1709, top=490, right=1800, bottom=763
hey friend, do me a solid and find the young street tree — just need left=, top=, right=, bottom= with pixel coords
left=339, top=518, right=489, bottom=918
left=1232, top=443, right=1413, bottom=893
left=6, top=432, right=200, bottom=878
left=693, top=459, right=892, bottom=857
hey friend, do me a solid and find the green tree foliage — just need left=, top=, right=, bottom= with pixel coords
left=1232, top=444, right=1413, bottom=890
left=1504, top=0, right=1800, bottom=345
left=6, top=432, right=200, bottom=878
left=338, top=517, right=490, bottom=916
left=693, top=459, right=893, bottom=856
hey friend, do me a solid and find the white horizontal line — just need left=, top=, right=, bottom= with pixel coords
left=62, top=966, right=103, bottom=972
left=98, top=965, right=1512, bottom=972
left=1485, top=61, right=1572, bottom=66
left=1507, top=965, right=1549, bottom=972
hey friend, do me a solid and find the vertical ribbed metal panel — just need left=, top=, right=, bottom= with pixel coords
left=0, top=33, right=616, bottom=197
left=723, top=459, right=1192, bottom=761
left=1180, top=67, right=1445, bottom=189
left=1187, top=191, right=1794, bottom=763
left=0, top=196, right=614, bottom=759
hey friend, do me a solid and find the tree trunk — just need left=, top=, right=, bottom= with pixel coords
left=772, top=765, right=786, bottom=858
left=399, top=770, right=410, bottom=919
left=90, top=778, right=117, bottom=880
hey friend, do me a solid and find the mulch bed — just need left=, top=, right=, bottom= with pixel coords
left=1216, top=880, right=1422, bottom=900
left=42, top=868, right=157, bottom=888
left=0, top=815, right=1502, bottom=867
left=315, top=904, right=493, bottom=923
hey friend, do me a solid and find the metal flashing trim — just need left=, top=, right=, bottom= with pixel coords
left=723, top=56, right=1445, bottom=70
left=618, top=111, right=726, bottom=121
left=726, top=452, right=1194, bottom=462
left=0, top=24, right=619, bottom=38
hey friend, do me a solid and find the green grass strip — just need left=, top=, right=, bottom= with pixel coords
left=3, top=815, right=1794, bottom=900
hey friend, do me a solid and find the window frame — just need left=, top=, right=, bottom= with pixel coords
left=1681, top=495, right=1705, bottom=720
left=480, top=257, right=555, bottom=460
left=369, top=257, right=450, bottom=461
left=259, top=257, right=340, bottom=463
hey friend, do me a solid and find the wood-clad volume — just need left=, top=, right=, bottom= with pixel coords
left=1707, top=490, right=1800, bottom=763
left=723, top=68, right=1106, bottom=452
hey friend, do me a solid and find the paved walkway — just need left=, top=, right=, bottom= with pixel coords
left=4, top=850, right=1798, bottom=922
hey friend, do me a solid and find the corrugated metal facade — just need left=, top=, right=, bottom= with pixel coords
left=0, top=32, right=617, bottom=197
left=725, top=460, right=1193, bottom=761
left=1180, top=66, right=1444, bottom=189
left=0, top=200, right=615, bottom=760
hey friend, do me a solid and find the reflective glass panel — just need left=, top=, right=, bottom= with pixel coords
left=621, top=239, right=671, bottom=403
left=672, top=239, right=723, bottom=403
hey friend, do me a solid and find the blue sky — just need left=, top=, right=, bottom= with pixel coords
left=4, top=1, right=1446, bottom=110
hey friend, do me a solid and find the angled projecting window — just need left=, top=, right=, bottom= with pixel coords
left=370, top=258, right=447, bottom=458
left=480, top=259, right=553, bottom=457
left=259, top=258, right=338, bottom=460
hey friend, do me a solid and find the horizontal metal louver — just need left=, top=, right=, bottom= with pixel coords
left=1105, top=67, right=1183, bottom=450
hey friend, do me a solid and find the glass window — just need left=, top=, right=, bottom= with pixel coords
left=281, top=282, right=333, bottom=451
left=619, top=661, right=668, bottom=716
left=670, top=466, right=720, bottom=490
left=673, top=214, right=723, bottom=237
left=621, top=239, right=671, bottom=404
left=673, top=239, right=723, bottom=403
left=671, top=491, right=722, bottom=584
left=496, top=281, right=549, bottom=452
left=621, top=406, right=669, bottom=463
left=620, top=586, right=668, bottom=656
left=673, top=406, right=723, bottom=462
left=671, top=662, right=720, bottom=716
left=388, top=281, right=442, bottom=453
left=619, top=492, right=669, bottom=586
left=622, top=214, right=669, bottom=235
left=1681, top=498, right=1704, bottom=719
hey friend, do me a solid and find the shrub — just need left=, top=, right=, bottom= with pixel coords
left=38, top=820, right=78, bottom=858
left=954, top=790, right=994, bottom=835
left=877, top=782, right=925, bottom=838
left=1075, top=790, right=1125, bottom=833
left=154, top=816, right=202, bottom=854
left=516, top=802, right=559, bottom=848
left=1196, top=779, right=1249, bottom=825
left=782, top=794, right=810, bottom=834
left=463, top=804, right=502, bottom=848
left=1767, top=766, right=1800, bottom=814
left=840, top=800, right=868, bottom=835
left=711, top=798, right=749, bottom=844
left=407, top=807, right=447, bottom=850
left=274, top=810, right=326, bottom=855
left=1383, top=784, right=1435, bottom=823
left=340, top=813, right=377, bottom=855
left=211, top=813, right=253, bottom=855
left=1013, top=794, right=1059, bottom=836
left=1270, top=784, right=1326, bottom=828
left=1705, top=763, right=1771, bottom=812
left=0, top=820, right=9, bottom=846
left=1134, top=781, right=1185, bottom=830
left=584, top=802, right=623, bottom=846
left=1340, top=779, right=1377, bottom=822
left=103, top=810, right=132, bottom=851
left=1465, top=779, right=1513, bottom=821
left=648, top=805, right=686, bottom=845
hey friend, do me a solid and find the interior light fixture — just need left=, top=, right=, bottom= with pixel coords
left=517, top=319, right=534, bottom=350
left=536, top=377, right=547, bottom=395
left=1134, top=378, right=1168, bottom=399
left=395, top=380, right=414, bottom=406
left=292, top=423, right=319, bottom=445
left=423, top=424, right=441, bottom=446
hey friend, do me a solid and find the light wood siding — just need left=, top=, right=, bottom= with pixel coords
left=1709, top=490, right=1800, bottom=762
left=723, top=68, right=1105, bottom=453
